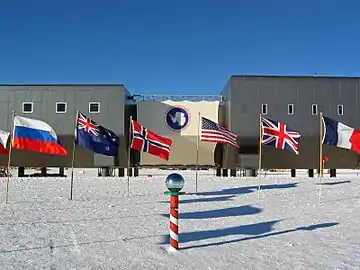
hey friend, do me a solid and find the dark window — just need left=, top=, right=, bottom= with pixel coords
left=56, top=102, right=67, bottom=113
left=337, top=105, right=344, bottom=115
left=89, top=102, right=100, bottom=113
left=22, top=102, right=33, bottom=113
left=261, top=104, right=267, bottom=115
left=312, top=104, right=318, bottom=115
left=288, top=104, right=294, bottom=115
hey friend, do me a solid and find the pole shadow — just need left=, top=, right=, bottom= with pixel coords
left=317, top=180, right=351, bottom=186
left=158, top=195, right=236, bottom=204
left=160, top=220, right=281, bottom=245
left=187, top=183, right=298, bottom=197
left=178, top=222, right=339, bottom=250
left=160, top=205, right=262, bottom=220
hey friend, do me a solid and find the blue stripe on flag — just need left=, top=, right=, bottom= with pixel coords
left=322, top=116, right=338, bottom=146
left=14, top=126, right=58, bottom=143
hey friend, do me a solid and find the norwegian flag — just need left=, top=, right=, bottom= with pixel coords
left=261, top=117, right=301, bottom=155
left=131, top=120, right=172, bottom=161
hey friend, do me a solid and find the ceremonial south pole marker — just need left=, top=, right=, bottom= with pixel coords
left=164, top=173, right=185, bottom=252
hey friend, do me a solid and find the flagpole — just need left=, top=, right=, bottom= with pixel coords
left=4, top=110, right=15, bottom=203
left=127, top=116, right=132, bottom=196
left=319, top=112, right=323, bottom=201
left=257, top=113, right=263, bottom=198
left=70, top=110, right=79, bottom=200
left=195, top=112, right=200, bottom=194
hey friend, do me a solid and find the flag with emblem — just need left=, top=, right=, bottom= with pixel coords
left=261, top=117, right=301, bottom=155
left=131, top=120, right=172, bottom=160
left=75, top=111, right=119, bottom=156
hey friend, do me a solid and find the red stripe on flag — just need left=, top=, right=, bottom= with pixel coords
left=13, top=137, right=67, bottom=155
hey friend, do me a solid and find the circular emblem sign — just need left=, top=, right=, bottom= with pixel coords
left=165, top=106, right=191, bottom=131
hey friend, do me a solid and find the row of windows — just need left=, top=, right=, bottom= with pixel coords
left=261, top=104, right=344, bottom=116
left=21, top=102, right=100, bottom=114
left=20, top=101, right=346, bottom=116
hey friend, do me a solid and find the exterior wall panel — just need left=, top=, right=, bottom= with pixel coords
left=224, top=76, right=360, bottom=169
left=0, top=85, right=128, bottom=168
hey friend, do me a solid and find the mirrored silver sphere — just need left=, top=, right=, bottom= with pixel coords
left=165, top=173, right=185, bottom=192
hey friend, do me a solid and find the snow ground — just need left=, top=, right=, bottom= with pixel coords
left=0, top=168, right=359, bottom=270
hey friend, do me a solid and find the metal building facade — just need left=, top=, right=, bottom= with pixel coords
left=221, top=75, right=360, bottom=169
left=0, top=84, right=130, bottom=168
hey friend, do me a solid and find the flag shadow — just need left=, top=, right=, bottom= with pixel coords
left=160, top=205, right=262, bottom=220
left=160, top=221, right=339, bottom=250
left=186, top=183, right=298, bottom=197
left=160, top=220, right=280, bottom=246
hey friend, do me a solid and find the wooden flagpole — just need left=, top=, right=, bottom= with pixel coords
left=257, top=113, right=263, bottom=198
left=319, top=112, right=324, bottom=181
left=195, top=112, right=201, bottom=194
left=127, top=116, right=132, bottom=196
left=70, top=110, right=79, bottom=200
left=319, top=112, right=324, bottom=200
left=4, top=110, right=15, bottom=203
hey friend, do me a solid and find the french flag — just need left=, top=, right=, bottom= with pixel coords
left=322, top=116, right=360, bottom=154
left=13, top=116, right=67, bottom=155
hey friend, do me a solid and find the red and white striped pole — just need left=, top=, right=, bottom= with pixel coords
left=164, top=173, right=185, bottom=252
left=169, top=195, right=179, bottom=250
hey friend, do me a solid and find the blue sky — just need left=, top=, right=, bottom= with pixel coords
left=0, top=0, right=359, bottom=95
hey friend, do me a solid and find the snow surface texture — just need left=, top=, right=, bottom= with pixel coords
left=0, top=168, right=359, bottom=270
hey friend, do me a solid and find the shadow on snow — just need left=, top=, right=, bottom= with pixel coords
left=158, top=195, right=236, bottom=204
left=317, top=180, right=351, bottom=186
left=160, top=205, right=262, bottom=220
left=186, top=183, right=298, bottom=197
left=0, top=221, right=339, bottom=254
left=160, top=221, right=339, bottom=250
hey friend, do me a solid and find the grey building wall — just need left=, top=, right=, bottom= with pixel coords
left=0, top=84, right=129, bottom=168
left=221, top=75, right=360, bottom=169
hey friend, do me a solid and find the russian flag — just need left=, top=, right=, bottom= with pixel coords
left=13, top=116, right=67, bottom=155
left=322, top=116, right=360, bottom=154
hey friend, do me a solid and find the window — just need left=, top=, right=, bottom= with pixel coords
left=337, top=104, right=344, bottom=115
left=261, top=104, right=267, bottom=115
left=288, top=104, right=294, bottom=115
left=56, top=102, right=67, bottom=113
left=22, top=102, right=33, bottom=113
left=311, top=104, right=318, bottom=115
left=89, top=102, right=100, bottom=113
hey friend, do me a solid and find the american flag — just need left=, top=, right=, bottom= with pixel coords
left=201, top=117, right=239, bottom=148
left=261, top=117, right=301, bottom=154
left=77, top=112, right=99, bottom=136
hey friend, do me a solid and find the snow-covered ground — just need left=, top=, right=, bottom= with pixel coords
left=0, top=168, right=359, bottom=270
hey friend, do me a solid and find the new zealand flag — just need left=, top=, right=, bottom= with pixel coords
left=75, top=112, right=119, bottom=156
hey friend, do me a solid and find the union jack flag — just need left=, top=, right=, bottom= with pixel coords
left=131, top=120, right=172, bottom=161
left=261, top=117, right=301, bottom=155
left=77, top=112, right=99, bottom=136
